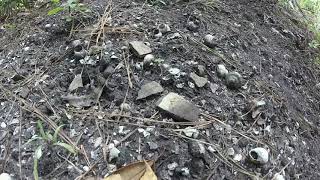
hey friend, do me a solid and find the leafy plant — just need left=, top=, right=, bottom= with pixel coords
left=27, top=120, right=77, bottom=179
left=48, top=0, right=90, bottom=22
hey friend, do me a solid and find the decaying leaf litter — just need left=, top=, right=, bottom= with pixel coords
left=1, top=0, right=320, bottom=179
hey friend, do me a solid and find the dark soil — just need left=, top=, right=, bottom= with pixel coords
left=1, top=0, right=320, bottom=179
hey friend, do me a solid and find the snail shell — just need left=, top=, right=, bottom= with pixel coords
left=225, top=71, right=242, bottom=89
left=249, top=147, right=269, bottom=164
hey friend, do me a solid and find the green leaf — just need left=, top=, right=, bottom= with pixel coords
left=53, top=125, right=64, bottom=143
left=46, top=133, right=53, bottom=142
left=37, top=120, right=47, bottom=140
left=54, top=142, right=77, bottom=154
left=48, top=7, right=64, bottom=15
left=33, top=158, right=39, bottom=180
left=25, top=135, right=43, bottom=145
left=51, top=0, right=60, bottom=4
left=34, top=145, right=43, bottom=160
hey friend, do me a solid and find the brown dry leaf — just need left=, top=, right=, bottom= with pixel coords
left=104, top=160, right=154, bottom=180
left=140, top=161, right=157, bottom=180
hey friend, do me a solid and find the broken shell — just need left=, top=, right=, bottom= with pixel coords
left=225, top=71, right=242, bottom=89
left=204, top=34, right=217, bottom=48
left=74, top=46, right=87, bottom=60
left=216, top=64, right=229, bottom=78
left=158, top=23, right=171, bottom=33
left=71, top=39, right=82, bottom=48
left=249, top=147, right=269, bottom=164
left=154, top=29, right=162, bottom=38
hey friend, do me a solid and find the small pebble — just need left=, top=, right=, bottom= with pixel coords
left=227, top=147, right=235, bottom=156
left=167, top=162, right=178, bottom=171
left=0, top=122, right=6, bottom=128
left=216, top=64, right=229, bottom=78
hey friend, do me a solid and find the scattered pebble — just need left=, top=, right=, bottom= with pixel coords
left=120, top=103, right=131, bottom=111
left=204, top=34, right=216, bottom=48
left=190, top=72, right=208, bottom=88
left=148, top=142, right=158, bottom=150
left=168, top=68, right=181, bottom=77
left=143, top=54, right=155, bottom=65
left=227, top=147, right=235, bottom=156
left=167, top=162, right=178, bottom=171
left=180, top=167, right=190, bottom=176
left=210, top=83, right=219, bottom=93
left=109, top=146, right=120, bottom=161
left=182, top=127, right=199, bottom=138
left=1, top=122, right=6, bottom=128
left=94, top=137, right=103, bottom=148
left=186, top=21, right=199, bottom=31
left=216, top=64, right=229, bottom=78
left=233, top=154, right=243, bottom=161
left=83, top=166, right=90, bottom=172
left=197, top=65, right=206, bottom=76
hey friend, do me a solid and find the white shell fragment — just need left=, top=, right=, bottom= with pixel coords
left=249, top=147, right=269, bottom=164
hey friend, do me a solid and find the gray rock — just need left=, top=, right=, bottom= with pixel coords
left=129, top=41, right=152, bottom=58
left=157, top=93, right=200, bottom=122
left=19, top=87, right=30, bottom=98
left=316, top=83, right=320, bottom=90
left=68, top=74, right=83, bottom=92
left=197, top=65, right=206, bottom=76
left=190, top=73, right=207, bottom=88
left=137, top=81, right=164, bottom=100
left=148, top=142, right=158, bottom=150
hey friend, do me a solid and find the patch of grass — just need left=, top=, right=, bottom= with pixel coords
left=26, top=120, right=77, bottom=180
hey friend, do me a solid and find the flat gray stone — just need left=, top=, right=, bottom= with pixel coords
left=156, top=92, right=200, bottom=122
left=190, top=73, right=207, bottom=88
left=129, top=41, right=152, bottom=58
left=137, top=81, right=164, bottom=100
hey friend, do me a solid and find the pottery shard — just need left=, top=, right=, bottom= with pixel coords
left=129, top=41, right=152, bottom=58
left=156, top=92, right=200, bottom=122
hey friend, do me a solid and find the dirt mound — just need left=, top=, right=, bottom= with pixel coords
left=1, top=0, right=320, bottom=179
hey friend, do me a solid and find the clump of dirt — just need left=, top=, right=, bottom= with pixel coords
left=1, top=0, right=320, bottom=179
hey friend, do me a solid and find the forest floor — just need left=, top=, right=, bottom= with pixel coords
left=1, top=0, right=320, bottom=179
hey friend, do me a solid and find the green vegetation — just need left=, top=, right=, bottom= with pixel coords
left=48, top=0, right=90, bottom=22
left=0, top=0, right=32, bottom=17
left=26, top=120, right=77, bottom=180
left=280, top=0, right=320, bottom=48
